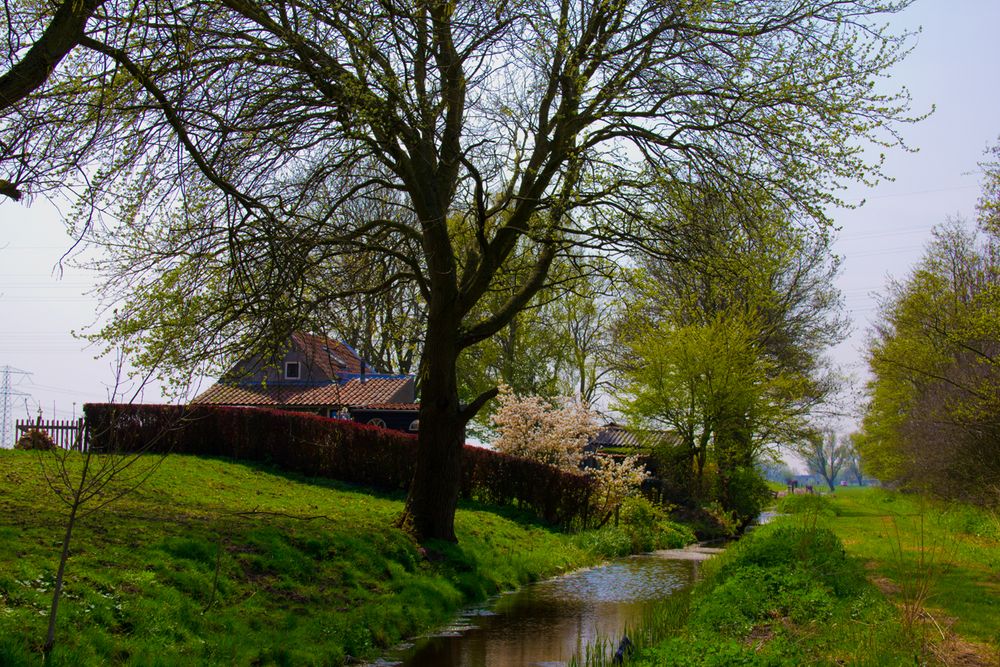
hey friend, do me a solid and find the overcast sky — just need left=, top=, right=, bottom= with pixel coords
left=1, top=1, right=998, bottom=446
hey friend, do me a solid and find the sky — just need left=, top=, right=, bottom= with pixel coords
left=1, top=1, right=999, bottom=447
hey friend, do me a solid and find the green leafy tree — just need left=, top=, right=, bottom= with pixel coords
left=459, top=259, right=618, bottom=434
left=618, top=186, right=844, bottom=521
left=3, top=0, right=919, bottom=540
left=620, top=188, right=844, bottom=462
left=859, top=213, right=1000, bottom=503
left=621, top=313, right=771, bottom=485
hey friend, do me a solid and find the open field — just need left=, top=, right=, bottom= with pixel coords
left=0, top=450, right=610, bottom=665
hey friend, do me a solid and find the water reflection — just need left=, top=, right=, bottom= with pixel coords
left=381, top=555, right=697, bottom=667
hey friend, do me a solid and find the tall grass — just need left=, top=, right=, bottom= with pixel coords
left=567, top=593, right=690, bottom=667
left=882, top=513, right=948, bottom=638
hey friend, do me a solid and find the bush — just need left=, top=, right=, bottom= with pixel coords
left=14, top=429, right=55, bottom=451
left=585, top=497, right=695, bottom=553
left=716, top=466, right=773, bottom=528
left=619, top=496, right=666, bottom=530
left=83, top=403, right=597, bottom=528
left=701, top=524, right=864, bottom=598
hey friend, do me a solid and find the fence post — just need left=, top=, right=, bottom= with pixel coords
left=74, top=417, right=84, bottom=452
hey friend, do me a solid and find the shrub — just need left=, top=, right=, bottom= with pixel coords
left=619, top=496, right=666, bottom=530
left=715, top=466, right=773, bottom=528
left=702, top=524, right=864, bottom=598
left=14, top=429, right=56, bottom=451
left=594, top=497, right=695, bottom=552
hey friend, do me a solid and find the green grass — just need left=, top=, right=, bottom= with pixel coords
left=774, top=492, right=840, bottom=517
left=573, top=520, right=922, bottom=666
left=0, top=450, right=620, bottom=665
left=808, top=488, right=1000, bottom=657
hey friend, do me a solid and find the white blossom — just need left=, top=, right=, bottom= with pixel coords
left=490, top=384, right=599, bottom=471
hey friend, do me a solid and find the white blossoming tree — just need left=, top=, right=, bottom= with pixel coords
left=589, top=454, right=650, bottom=527
left=490, top=385, right=598, bottom=471
left=490, top=385, right=647, bottom=525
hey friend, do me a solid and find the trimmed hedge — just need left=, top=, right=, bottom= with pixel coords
left=83, top=403, right=594, bottom=528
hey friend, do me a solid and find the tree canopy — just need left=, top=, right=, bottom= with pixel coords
left=618, top=184, right=846, bottom=471
left=859, top=217, right=1000, bottom=505
left=2, top=0, right=919, bottom=540
left=858, top=139, right=1000, bottom=505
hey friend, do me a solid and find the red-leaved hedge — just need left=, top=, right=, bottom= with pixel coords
left=83, top=403, right=595, bottom=528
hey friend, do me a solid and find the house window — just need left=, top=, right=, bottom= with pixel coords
left=367, top=417, right=387, bottom=428
left=408, top=420, right=419, bottom=432
left=285, top=361, right=301, bottom=379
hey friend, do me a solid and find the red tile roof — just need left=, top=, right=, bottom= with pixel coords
left=192, top=377, right=412, bottom=408
left=350, top=403, right=420, bottom=411
left=291, top=332, right=369, bottom=377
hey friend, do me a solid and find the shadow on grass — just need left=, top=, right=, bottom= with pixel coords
left=188, top=454, right=566, bottom=533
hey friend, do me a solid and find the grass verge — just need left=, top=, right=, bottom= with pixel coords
left=810, top=487, right=999, bottom=664
left=0, top=450, right=688, bottom=665
left=614, top=520, right=919, bottom=666
left=574, top=488, right=998, bottom=666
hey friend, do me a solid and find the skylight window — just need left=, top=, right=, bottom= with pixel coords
left=323, top=346, right=347, bottom=367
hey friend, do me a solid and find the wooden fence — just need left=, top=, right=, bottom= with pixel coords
left=14, top=417, right=86, bottom=450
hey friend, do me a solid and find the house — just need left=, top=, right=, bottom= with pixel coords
left=191, top=332, right=419, bottom=432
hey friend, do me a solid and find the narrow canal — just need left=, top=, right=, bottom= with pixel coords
left=373, top=550, right=711, bottom=667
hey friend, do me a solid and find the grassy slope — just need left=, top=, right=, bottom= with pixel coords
left=0, top=450, right=604, bottom=666
left=619, top=521, right=920, bottom=667
left=591, top=489, right=999, bottom=667
left=813, top=488, right=999, bottom=659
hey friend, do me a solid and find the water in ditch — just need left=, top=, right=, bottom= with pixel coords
left=371, top=552, right=702, bottom=667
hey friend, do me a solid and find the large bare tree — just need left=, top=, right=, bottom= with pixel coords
left=2, top=0, right=919, bottom=540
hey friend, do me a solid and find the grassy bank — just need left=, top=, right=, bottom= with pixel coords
left=618, top=521, right=919, bottom=666
left=780, top=488, right=1000, bottom=663
left=582, top=488, right=998, bottom=666
left=0, top=450, right=690, bottom=665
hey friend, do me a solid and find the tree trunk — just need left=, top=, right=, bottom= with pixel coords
left=44, top=502, right=77, bottom=656
left=400, top=307, right=465, bottom=542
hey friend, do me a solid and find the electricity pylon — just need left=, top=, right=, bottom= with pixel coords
left=0, top=366, right=32, bottom=447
